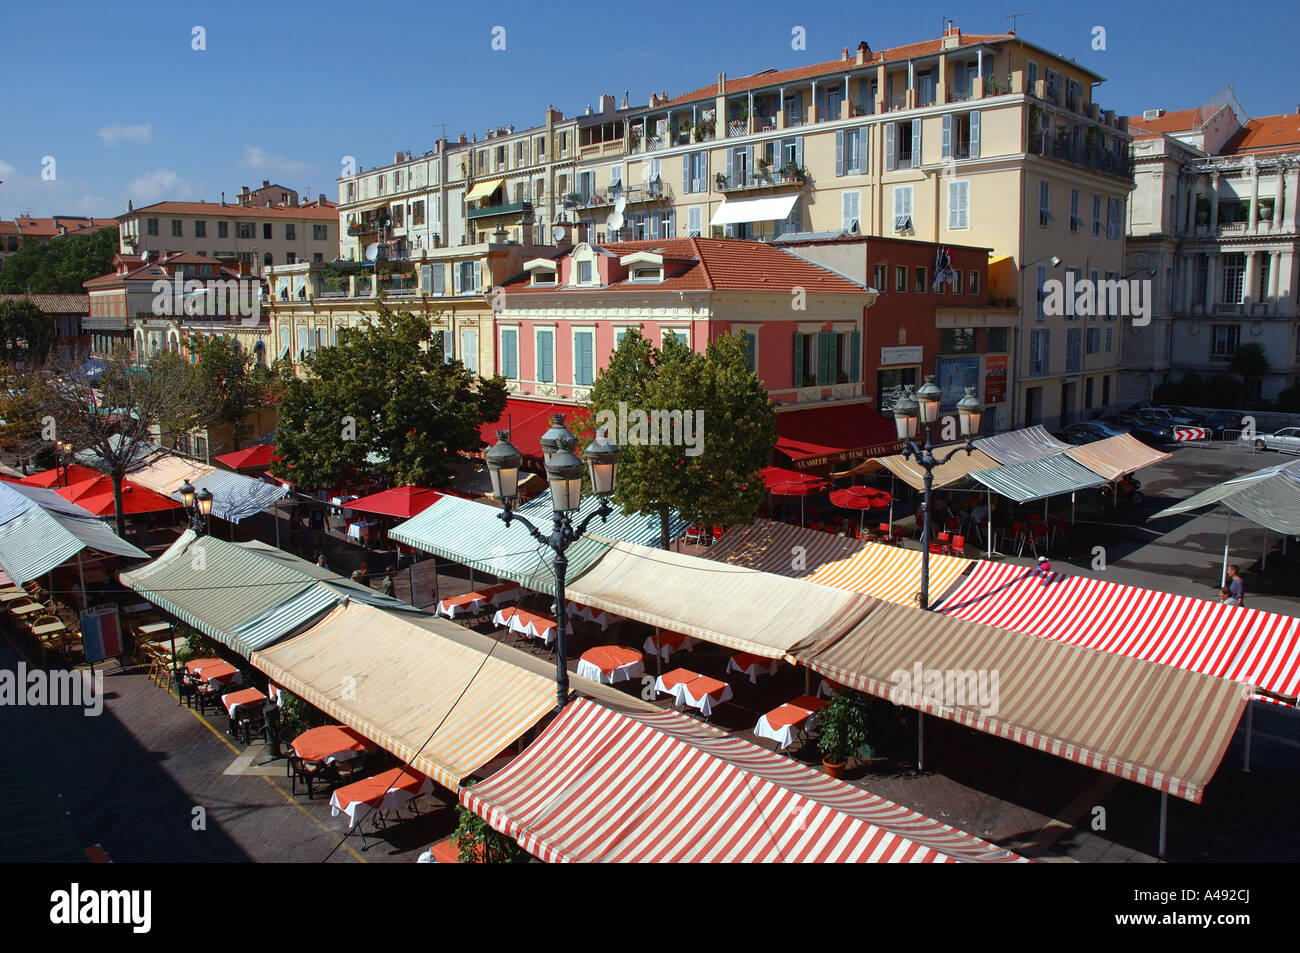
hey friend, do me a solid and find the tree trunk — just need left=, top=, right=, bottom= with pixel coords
left=659, top=510, right=670, bottom=550
left=112, top=470, right=126, bottom=538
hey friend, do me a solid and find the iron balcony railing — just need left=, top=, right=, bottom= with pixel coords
left=1028, top=134, right=1133, bottom=179
left=718, top=168, right=807, bottom=191
left=467, top=200, right=533, bottom=220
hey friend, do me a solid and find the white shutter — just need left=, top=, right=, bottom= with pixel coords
left=885, top=123, right=897, bottom=171
left=911, top=118, right=922, bottom=164
left=835, top=129, right=845, bottom=176
left=969, top=111, right=981, bottom=158
left=473, top=262, right=482, bottom=290
left=942, top=114, right=952, bottom=159
left=687, top=206, right=702, bottom=237
left=452, top=263, right=462, bottom=295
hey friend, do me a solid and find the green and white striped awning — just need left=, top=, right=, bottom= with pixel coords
left=970, top=453, right=1108, bottom=504
left=1150, top=458, right=1300, bottom=535
left=0, top=500, right=147, bottom=585
left=120, top=531, right=416, bottom=657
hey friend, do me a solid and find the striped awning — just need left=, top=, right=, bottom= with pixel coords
left=1150, top=458, right=1300, bottom=536
left=0, top=485, right=147, bottom=584
left=862, top=448, right=1001, bottom=492
left=1064, top=433, right=1171, bottom=481
left=460, top=698, right=1024, bottom=862
left=973, top=425, right=1072, bottom=465
left=252, top=602, right=557, bottom=791
left=938, top=561, right=1300, bottom=703
left=465, top=178, right=505, bottom=202
left=800, top=601, right=1249, bottom=803
left=705, top=519, right=971, bottom=606
left=971, top=453, right=1108, bottom=503
left=567, top=539, right=875, bottom=660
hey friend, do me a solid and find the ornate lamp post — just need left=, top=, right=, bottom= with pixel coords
left=179, top=480, right=214, bottom=536
left=486, top=415, right=620, bottom=710
left=893, top=378, right=983, bottom=610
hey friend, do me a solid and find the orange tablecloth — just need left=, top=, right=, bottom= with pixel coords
left=197, top=661, right=239, bottom=686
left=493, top=607, right=558, bottom=644
left=688, top=676, right=729, bottom=702
left=764, top=695, right=828, bottom=730
left=185, top=657, right=223, bottom=675
left=726, top=652, right=780, bottom=684
left=580, top=645, right=642, bottom=674
left=292, top=725, right=370, bottom=763
left=333, top=767, right=429, bottom=810
left=222, top=687, right=267, bottom=718
left=657, top=667, right=699, bottom=693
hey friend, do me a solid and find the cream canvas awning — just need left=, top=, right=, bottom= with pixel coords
left=465, top=178, right=505, bottom=202
left=1064, top=433, right=1171, bottom=481
left=863, top=448, right=1001, bottom=492
left=709, top=194, right=799, bottom=226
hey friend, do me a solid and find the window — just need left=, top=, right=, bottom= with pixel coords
left=663, top=328, right=688, bottom=347
left=1221, top=253, right=1246, bottom=304
left=459, top=329, right=479, bottom=374
left=495, top=145, right=506, bottom=169
left=895, top=266, right=908, bottom=292
left=263, top=223, right=273, bottom=240
left=1045, top=69, right=1061, bottom=101
left=313, top=224, right=328, bottom=240
left=530, top=266, right=556, bottom=286
left=940, top=328, right=976, bottom=353
left=1027, top=60, right=1039, bottom=93
left=986, top=327, right=1007, bottom=352
left=1105, top=326, right=1113, bottom=352
left=740, top=331, right=757, bottom=372
left=516, top=141, right=527, bottom=164
left=1036, top=264, right=1048, bottom=320
left=892, top=186, right=913, bottom=232
left=313, top=253, right=324, bottom=264
left=792, top=332, right=817, bottom=386
left=578, top=260, right=593, bottom=284
left=886, top=119, right=919, bottom=170
left=171, top=219, right=182, bottom=237
left=218, top=221, right=228, bottom=239
left=285, top=224, right=296, bottom=240
left=687, top=206, right=702, bottom=237
left=1039, top=180, right=1053, bottom=227
left=1067, top=78, right=1083, bottom=109
left=559, top=131, right=570, bottom=157
left=499, top=328, right=518, bottom=379
left=952, top=269, right=963, bottom=294
left=837, top=128, right=867, bottom=176
left=199, top=264, right=212, bottom=276
left=969, top=270, right=980, bottom=295
left=1086, top=327, right=1100, bottom=354
left=1030, top=328, right=1050, bottom=375
left=1065, top=328, right=1082, bottom=372
left=394, top=170, right=403, bottom=190
left=873, top=264, right=887, bottom=291
left=194, top=220, right=206, bottom=238
left=914, top=267, right=927, bottom=293
left=942, top=111, right=980, bottom=159
left=1107, top=198, right=1122, bottom=240
left=683, top=151, right=707, bottom=193
left=947, top=180, right=969, bottom=229
left=841, top=191, right=860, bottom=232
left=238, top=222, right=254, bottom=239
left=147, top=218, right=159, bottom=236
left=608, top=164, right=622, bottom=193
left=1258, top=255, right=1271, bottom=302
left=477, top=151, right=486, bottom=173
left=1210, top=324, right=1240, bottom=357
left=1069, top=189, right=1081, bottom=232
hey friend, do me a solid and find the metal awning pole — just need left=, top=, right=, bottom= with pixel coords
left=77, top=552, right=86, bottom=609
left=889, top=474, right=895, bottom=531
left=1243, top=701, right=1253, bottom=773
left=274, top=502, right=280, bottom=548
left=987, top=488, right=993, bottom=558
left=1221, top=511, right=1232, bottom=588
left=1158, top=792, right=1168, bottom=858
left=1071, top=491, right=1076, bottom=525
left=1262, top=530, right=1268, bottom=571
left=916, top=711, right=924, bottom=771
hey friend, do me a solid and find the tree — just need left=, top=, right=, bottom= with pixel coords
left=1229, top=343, right=1270, bottom=404
left=0, top=227, right=120, bottom=295
left=7, top=346, right=202, bottom=535
left=0, top=298, right=57, bottom=365
left=270, top=304, right=508, bottom=491
left=188, top=334, right=273, bottom=450
left=586, top=329, right=775, bottom=548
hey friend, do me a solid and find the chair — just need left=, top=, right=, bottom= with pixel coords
left=950, top=534, right=966, bottom=555
left=890, top=528, right=905, bottom=546
left=1027, top=521, right=1050, bottom=553
left=945, top=516, right=961, bottom=534
left=172, top=669, right=197, bottom=708
left=928, top=543, right=946, bottom=555
left=684, top=526, right=704, bottom=546
left=1010, top=521, right=1029, bottom=556
left=288, top=755, right=330, bottom=798
left=231, top=703, right=266, bottom=746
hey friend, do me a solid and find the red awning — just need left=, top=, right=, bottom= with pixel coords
left=479, top=399, right=592, bottom=462
left=54, top=475, right=182, bottom=516
left=20, top=465, right=101, bottom=488
left=775, top=403, right=900, bottom=472
left=759, top=466, right=820, bottom=489
left=214, top=445, right=279, bottom=470
left=344, top=485, right=443, bottom=519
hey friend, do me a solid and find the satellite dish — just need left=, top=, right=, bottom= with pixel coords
left=606, top=211, right=624, bottom=232
left=614, top=196, right=627, bottom=214
left=364, top=243, right=380, bottom=262
left=551, top=224, right=567, bottom=243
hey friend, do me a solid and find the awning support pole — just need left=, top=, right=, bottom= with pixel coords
left=1071, top=491, right=1076, bottom=525
left=1243, top=701, right=1253, bottom=773
left=77, top=551, right=86, bottom=610
left=889, top=474, right=895, bottom=531
left=1221, top=511, right=1232, bottom=588
left=1262, top=530, right=1268, bottom=571
left=274, top=502, right=280, bottom=549
left=1158, top=792, right=1168, bottom=858
left=916, top=712, right=924, bottom=771
left=987, top=488, right=993, bottom=558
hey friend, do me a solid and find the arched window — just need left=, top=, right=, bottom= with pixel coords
left=253, top=339, right=267, bottom=367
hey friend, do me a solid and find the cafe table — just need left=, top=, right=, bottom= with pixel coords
left=222, top=686, right=268, bottom=719
left=726, top=652, right=780, bottom=685
left=492, top=607, right=558, bottom=646
left=292, top=725, right=371, bottom=764
left=576, top=646, right=644, bottom=685
left=753, top=695, right=828, bottom=750
left=330, top=767, right=434, bottom=830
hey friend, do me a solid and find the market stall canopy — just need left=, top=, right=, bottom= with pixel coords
left=759, top=466, right=821, bottom=489
left=1150, top=458, right=1300, bottom=536
left=477, top=399, right=593, bottom=464
left=970, top=453, right=1108, bottom=503
left=704, top=519, right=971, bottom=606
left=19, top=465, right=101, bottom=489
left=861, top=447, right=1001, bottom=492
left=1063, top=433, right=1171, bottom=482
left=973, top=425, right=1072, bottom=465
left=213, top=444, right=279, bottom=470
left=774, top=403, right=900, bottom=472
left=251, top=602, right=558, bottom=791
left=800, top=600, right=1249, bottom=803
left=344, top=485, right=442, bottom=519
left=55, top=476, right=182, bottom=516
left=566, top=538, right=875, bottom=660
left=938, top=560, right=1300, bottom=703
left=1, top=483, right=95, bottom=519
left=119, top=531, right=415, bottom=657
left=460, top=698, right=1024, bottom=863
left=0, top=483, right=146, bottom=585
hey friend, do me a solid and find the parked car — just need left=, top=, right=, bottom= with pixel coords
left=1135, top=407, right=1200, bottom=427
left=1126, top=401, right=1203, bottom=423
left=1054, top=422, right=1125, bottom=445
left=1240, top=426, right=1300, bottom=454
left=1199, top=411, right=1241, bottom=440
left=1098, top=414, right=1173, bottom=446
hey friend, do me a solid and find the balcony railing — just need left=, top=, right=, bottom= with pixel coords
left=1028, top=134, right=1133, bottom=179
left=728, top=120, right=749, bottom=138
left=718, top=168, right=807, bottom=191
left=564, top=182, right=672, bottom=210
left=645, top=135, right=665, bottom=152
left=467, top=200, right=533, bottom=220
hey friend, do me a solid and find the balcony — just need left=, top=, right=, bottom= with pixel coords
left=563, top=182, right=672, bottom=210
left=467, top=200, right=533, bottom=221
left=645, top=135, right=665, bottom=153
left=728, top=120, right=749, bottom=138
left=347, top=221, right=385, bottom=236
left=1028, top=134, right=1133, bottom=179
left=717, top=168, right=807, bottom=192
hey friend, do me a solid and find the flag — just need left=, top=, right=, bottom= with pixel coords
left=933, top=246, right=958, bottom=291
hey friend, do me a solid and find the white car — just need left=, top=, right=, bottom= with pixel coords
left=1241, top=426, right=1300, bottom=454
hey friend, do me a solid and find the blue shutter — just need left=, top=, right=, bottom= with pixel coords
left=912, top=118, right=922, bottom=163
left=502, top=330, right=517, bottom=378
left=682, top=153, right=690, bottom=194
left=835, top=130, right=845, bottom=177
left=538, top=332, right=553, bottom=382
left=858, top=128, right=868, bottom=174
left=795, top=136, right=804, bottom=168
left=452, top=263, right=462, bottom=295
left=792, top=332, right=804, bottom=388
left=725, top=148, right=734, bottom=187
left=850, top=330, right=861, bottom=382
left=970, top=111, right=981, bottom=158
left=942, top=114, right=952, bottom=159
left=473, top=262, right=482, bottom=291
left=575, top=331, right=593, bottom=385
left=886, top=123, right=897, bottom=171
left=420, top=264, right=432, bottom=292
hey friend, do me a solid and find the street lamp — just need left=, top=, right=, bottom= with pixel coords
left=57, top=440, right=73, bottom=486
left=179, top=480, right=213, bottom=535
left=486, top=415, right=620, bottom=710
left=893, top=383, right=984, bottom=610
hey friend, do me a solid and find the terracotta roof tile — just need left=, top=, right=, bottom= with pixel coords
left=1221, top=113, right=1300, bottom=156
left=1125, top=108, right=1205, bottom=136
left=121, top=201, right=337, bottom=221
left=0, top=294, right=89, bottom=313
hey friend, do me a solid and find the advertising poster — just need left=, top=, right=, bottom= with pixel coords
left=935, top=356, right=980, bottom=411
left=985, top=355, right=1008, bottom=404
left=80, top=605, right=124, bottom=664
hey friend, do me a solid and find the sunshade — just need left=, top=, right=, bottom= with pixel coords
left=465, top=178, right=505, bottom=202
left=768, top=479, right=827, bottom=496
left=973, top=425, right=1071, bottom=464
left=1064, top=433, right=1171, bottom=481
left=345, top=485, right=442, bottom=519
left=863, top=448, right=1000, bottom=492
left=0, top=485, right=147, bottom=585
left=760, top=466, right=820, bottom=489
left=120, top=531, right=415, bottom=657
left=1150, top=457, right=1300, bottom=535
left=970, top=453, right=1108, bottom=503
left=252, top=602, right=557, bottom=791
left=460, top=698, right=1024, bottom=863
left=566, top=538, right=876, bottom=660
left=19, top=465, right=101, bottom=488
left=774, top=403, right=900, bottom=470
left=937, top=560, right=1300, bottom=703
left=829, top=486, right=891, bottom=510
left=54, top=476, right=182, bottom=516
left=213, top=444, right=278, bottom=470
left=710, top=194, right=799, bottom=226
left=705, top=519, right=971, bottom=606
left=800, top=600, right=1249, bottom=803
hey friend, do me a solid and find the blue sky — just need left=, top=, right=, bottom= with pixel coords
left=1, top=0, right=1296, bottom=219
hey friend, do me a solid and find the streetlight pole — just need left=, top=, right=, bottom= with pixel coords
left=892, top=378, right=984, bottom=610
left=486, top=415, right=621, bottom=711
left=179, top=480, right=213, bottom=537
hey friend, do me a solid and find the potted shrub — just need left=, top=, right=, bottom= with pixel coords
left=715, top=171, right=729, bottom=190
left=453, top=792, right=528, bottom=863
left=817, top=690, right=872, bottom=779
left=1258, top=198, right=1275, bottom=222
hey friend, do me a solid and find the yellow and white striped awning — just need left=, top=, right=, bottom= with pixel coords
left=705, top=519, right=972, bottom=607
left=465, top=178, right=504, bottom=202
left=251, top=602, right=557, bottom=790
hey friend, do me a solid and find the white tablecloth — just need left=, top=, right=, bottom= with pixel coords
left=348, top=521, right=376, bottom=542
left=653, top=673, right=693, bottom=706
left=753, top=709, right=820, bottom=750
left=493, top=609, right=557, bottom=645
left=681, top=679, right=733, bottom=718
left=567, top=602, right=622, bottom=631
left=576, top=656, right=644, bottom=685
left=437, top=596, right=486, bottom=619
left=330, top=776, right=434, bottom=829
left=643, top=634, right=697, bottom=661
left=726, top=656, right=779, bottom=685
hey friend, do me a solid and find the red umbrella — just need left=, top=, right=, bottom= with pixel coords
left=20, top=464, right=100, bottom=488
left=55, top=476, right=182, bottom=516
left=214, top=444, right=279, bottom=470
left=829, top=486, right=894, bottom=532
left=344, top=485, right=443, bottom=519
left=759, top=466, right=820, bottom=490
left=767, top=478, right=829, bottom=527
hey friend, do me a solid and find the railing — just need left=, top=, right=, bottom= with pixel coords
left=728, top=120, right=749, bottom=138
left=467, top=200, right=533, bottom=220
left=719, top=169, right=806, bottom=191
left=381, top=279, right=418, bottom=296
left=953, top=140, right=973, bottom=160
left=645, top=135, right=665, bottom=152
left=1028, top=134, right=1133, bottom=179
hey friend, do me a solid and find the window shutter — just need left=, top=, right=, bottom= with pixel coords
left=683, top=153, right=690, bottom=194
left=420, top=264, right=432, bottom=291
left=795, top=136, right=804, bottom=167
left=502, top=330, right=517, bottom=378
left=818, top=331, right=835, bottom=385
left=835, top=129, right=845, bottom=176
left=473, top=262, right=482, bottom=290
left=542, top=332, right=554, bottom=381
left=453, top=264, right=462, bottom=295
left=849, top=330, right=861, bottom=382
left=912, top=118, right=922, bottom=162
left=792, top=332, right=804, bottom=388
left=746, top=145, right=754, bottom=183
left=942, top=114, right=953, bottom=159
left=842, top=191, right=853, bottom=229
left=969, top=111, right=981, bottom=157
left=886, top=123, right=897, bottom=171
left=433, top=264, right=445, bottom=294
left=725, top=148, right=734, bottom=186
left=858, top=128, right=868, bottom=174
left=442, top=329, right=453, bottom=362
left=743, top=332, right=756, bottom=372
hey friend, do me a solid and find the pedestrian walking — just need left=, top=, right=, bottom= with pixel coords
left=316, top=553, right=329, bottom=571
left=1218, top=587, right=1235, bottom=606
left=1228, top=564, right=1245, bottom=606
left=351, top=561, right=370, bottom=588
left=380, top=574, right=395, bottom=597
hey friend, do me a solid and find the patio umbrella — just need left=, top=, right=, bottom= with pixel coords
left=214, top=444, right=279, bottom=470
left=344, top=485, right=443, bottom=519
left=759, top=466, right=820, bottom=490
left=768, top=479, right=829, bottom=527
left=54, top=476, right=183, bottom=516
left=829, top=486, right=893, bottom=533
left=20, top=464, right=100, bottom=489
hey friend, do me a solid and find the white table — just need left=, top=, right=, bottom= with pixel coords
left=347, top=521, right=377, bottom=543
left=330, top=771, right=434, bottom=829
left=576, top=647, right=644, bottom=685
left=726, top=654, right=780, bottom=685
left=680, top=677, right=733, bottom=718
left=493, top=608, right=557, bottom=646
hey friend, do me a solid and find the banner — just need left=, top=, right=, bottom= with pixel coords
left=80, top=605, right=123, bottom=664
left=985, top=355, right=1008, bottom=404
left=935, top=356, right=980, bottom=411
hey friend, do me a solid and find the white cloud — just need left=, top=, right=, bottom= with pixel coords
left=98, top=122, right=153, bottom=147
left=0, top=158, right=16, bottom=181
left=239, top=146, right=312, bottom=177
left=128, top=170, right=193, bottom=205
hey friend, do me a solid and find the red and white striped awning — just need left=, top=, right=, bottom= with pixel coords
left=938, top=561, right=1300, bottom=703
left=459, top=699, right=1025, bottom=863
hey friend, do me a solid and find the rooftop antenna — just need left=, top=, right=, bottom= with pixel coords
left=1004, top=11, right=1035, bottom=33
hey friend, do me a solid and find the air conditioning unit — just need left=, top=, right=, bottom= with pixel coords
left=1142, top=108, right=1164, bottom=121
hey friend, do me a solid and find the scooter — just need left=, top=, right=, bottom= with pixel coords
left=1097, top=475, right=1144, bottom=511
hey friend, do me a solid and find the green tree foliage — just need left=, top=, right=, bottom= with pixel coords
left=0, top=298, right=57, bottom=364
left=586, top=329, right=775, bottom=547
left=188, top=334, right=273, bottom=450
left=270, top=305, right=507, bottom=491
left=0, top=226, right=121, bottom=295
left=1228, top=343, right=1270, bottom=402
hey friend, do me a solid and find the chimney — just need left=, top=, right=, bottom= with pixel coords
left=718, top=73, right=726, bottom=95
left=622, top=90, right=629, bottom=108
left=521, top=220, right=534, bottom=245
left=492, top=226, right=508, bottom=244
left=262, top=179, right=270, bottom=188
left=856, top=41, right=870, bottom=64
left=842, top=47, right=848, bottom=61
left=319, top=194, right=327, bottom=205
left=586, top=104, right=594, bottom=115
left=127, top=199, right=133, bottom=212
left=220, top=192, right=225, bottom=206
left=599, top=93, right=616, bottom=114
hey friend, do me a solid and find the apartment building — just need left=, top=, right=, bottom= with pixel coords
left=0, top=215, right=116, bottom=270
left=117, top=200, right=338, bottom=274
left=1122, top=91, right=1300, bottom=403
left=0, top=294, right=91, bottom=360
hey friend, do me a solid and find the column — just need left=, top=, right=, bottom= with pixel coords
left=1278, top=168, right=1292, bottom=228
left=906, top=60, right=915, bottom=109
left=1248, top=162, right=1260, bottom=229
left=1243, top=250, right=1257, bottom=308
left=1182, top=253, right=1195, bottom=314
left=809, top=81, right=818, bottom=123
left=936, top=54, right=947, bottom=106
left=1209, top=172, right=1220, bottom=231
left=876, top=63, right=887, bottom=112
left=1206, top=253, right=1217, bottom=309
left=1269, top=251, right=1282, bottom=316
left=776, top=89, right=785, bottom=130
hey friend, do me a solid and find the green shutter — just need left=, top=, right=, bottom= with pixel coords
left=792, top=332, right=804, bottom=388
left=818, top=331, right=835, bottom=385
left=850, top=330, right=861, bottom=382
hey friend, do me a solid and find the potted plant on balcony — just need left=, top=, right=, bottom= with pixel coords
left=779, top=163, right=807, bottom=184
left=677, top=119, right=692, bottom=143
left=715, top=171, right=729, bottom=190
left=756, top=156, right=773, bottom=181
left=629, top=128, right=642, bottom=151
left=1258, top=198, right=1275, bottom=222
left=817, top=689, right=872, bottom=779
left=694, top=118, right=715, bottom=142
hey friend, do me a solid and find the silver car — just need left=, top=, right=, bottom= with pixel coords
left=1241, top=426, right=1300, bottom=454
